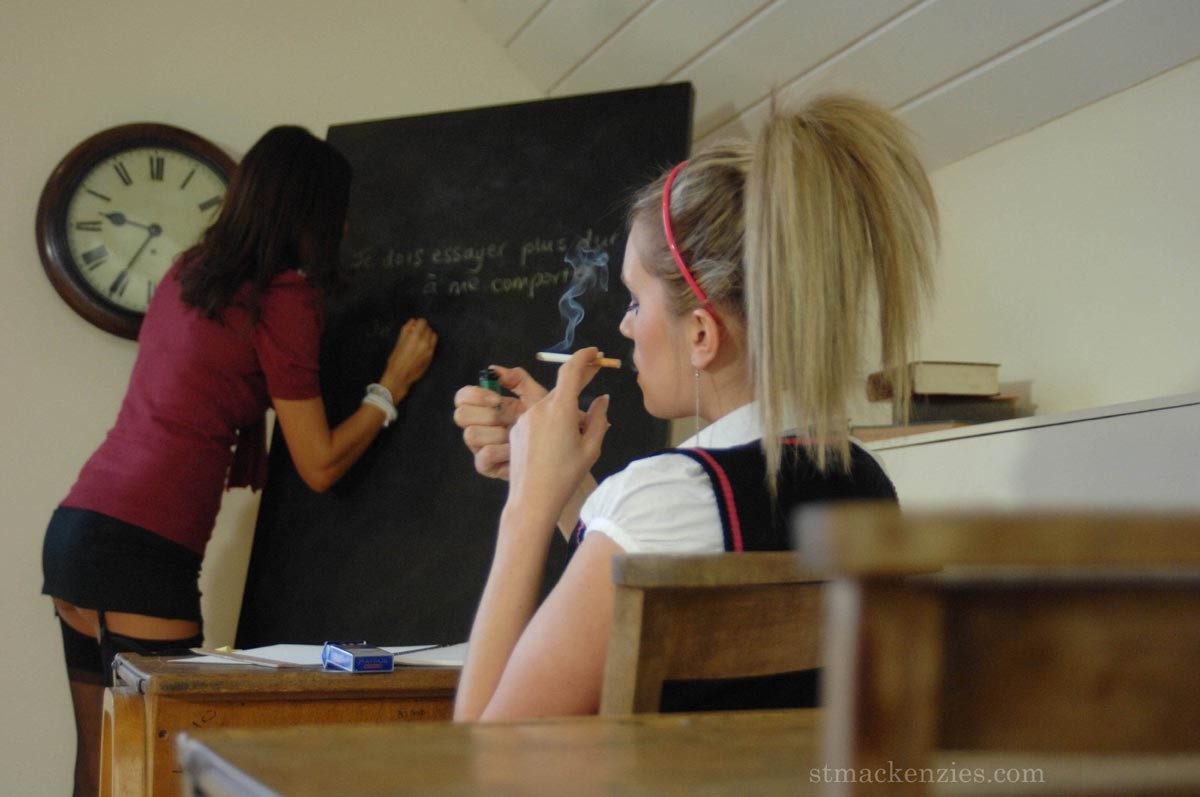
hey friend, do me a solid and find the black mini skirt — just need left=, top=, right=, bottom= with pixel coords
left=42, top=506, right=202, bottom=622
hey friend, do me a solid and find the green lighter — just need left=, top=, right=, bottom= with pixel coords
left=479, top=367, right=500, bottom=394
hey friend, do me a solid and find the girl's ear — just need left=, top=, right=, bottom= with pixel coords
left=688, top=307, right=722, bottom=370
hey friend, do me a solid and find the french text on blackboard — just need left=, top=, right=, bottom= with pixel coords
left=423, top=268, right=573, bottom=299
left=348, top=229, right=620, bottom=274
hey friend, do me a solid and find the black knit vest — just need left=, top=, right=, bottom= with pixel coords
left=572, top=439, right=897, bottom=712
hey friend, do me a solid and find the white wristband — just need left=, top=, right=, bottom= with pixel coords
left=366, top=382, right=395, bottom=405
left=362, top=392, right=398, bottom=427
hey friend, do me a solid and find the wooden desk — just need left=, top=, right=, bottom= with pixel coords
left=178, top=709, right=822, bottom=796
left=176, top=710, right=1200, bottom=796
left=102, top=653, right=458, bottom=797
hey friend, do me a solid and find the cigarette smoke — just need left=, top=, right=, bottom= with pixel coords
left=549, top=242, right=609, bottom=352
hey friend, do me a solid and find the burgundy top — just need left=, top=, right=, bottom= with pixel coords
left=61, top=260, right=323, bottom=555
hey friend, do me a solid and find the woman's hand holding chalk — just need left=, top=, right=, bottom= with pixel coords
left=536, top=351, right=622, bottom=369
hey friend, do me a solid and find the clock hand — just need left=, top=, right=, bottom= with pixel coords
left=109, top=224, right=162, bottom=297
left=103, top=211, right=155, bottom=232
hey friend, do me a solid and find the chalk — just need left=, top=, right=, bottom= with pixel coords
left=536, top=351, right=622, bottom=369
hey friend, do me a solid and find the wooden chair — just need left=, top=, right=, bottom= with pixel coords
left=794, top=502, right=1200, bottom=796
left=599, top=551, right=824, bottom=715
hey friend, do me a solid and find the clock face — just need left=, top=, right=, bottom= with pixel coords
left=64, top=146, right=227, bottom=314
left=37, top=123, right=236, bottom=339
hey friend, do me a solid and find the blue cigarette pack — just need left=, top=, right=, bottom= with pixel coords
left=321, top=641, right=394, bottom=673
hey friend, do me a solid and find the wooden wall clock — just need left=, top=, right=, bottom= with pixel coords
left=35, top=123, right=236, bottom=339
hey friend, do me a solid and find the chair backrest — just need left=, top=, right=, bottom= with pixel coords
left=794, top=502, right=1200, bottom=795
left=599, top=551, right=825, bottom=715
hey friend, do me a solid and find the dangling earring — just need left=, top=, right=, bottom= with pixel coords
left=694, top=368, right=702, bottom=439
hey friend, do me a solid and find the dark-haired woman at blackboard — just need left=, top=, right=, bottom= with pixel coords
left=42, top=126, right=437, bottom=796
left=452, top=95, right=936, bottom=720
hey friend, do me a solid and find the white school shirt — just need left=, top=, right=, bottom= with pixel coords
left=578, top=402, right=761, bottom=554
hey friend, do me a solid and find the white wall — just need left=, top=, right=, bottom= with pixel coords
left=922, top=56, right=1200, bottom=415
left=0, top=2, right=538, bottom=793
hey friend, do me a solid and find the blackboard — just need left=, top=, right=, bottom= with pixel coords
left=236, top=84, right=694, bottom=646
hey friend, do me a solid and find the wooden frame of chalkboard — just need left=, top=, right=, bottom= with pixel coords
left=236, top=83, right=694, bottom=647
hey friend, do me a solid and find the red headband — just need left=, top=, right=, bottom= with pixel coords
left=662, top=161, right=716, bottom=315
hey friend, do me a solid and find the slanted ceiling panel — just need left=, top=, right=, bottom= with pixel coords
left=675, top=0, right=914, bottom=138
left=698, top=0, right=1100, bottom=155
left=507, top=0, right=650, bottom=92
left=898, top=0, right=1200, bottom=168
left=461, top=0, right=1200, bottom=170
left=462, top=0, right=546, bottom=45
left=552, top=0, right=772, bottom=97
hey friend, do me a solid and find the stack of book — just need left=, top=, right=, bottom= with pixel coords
left=861, top=361, right=1020, bottom=430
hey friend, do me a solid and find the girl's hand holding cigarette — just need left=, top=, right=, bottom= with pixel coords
left=453, top=365, right=548, bottom=480
left=505, top=348, right=609, bottom=531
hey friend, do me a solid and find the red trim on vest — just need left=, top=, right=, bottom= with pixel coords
left=689, top=448, right=743, bottom=552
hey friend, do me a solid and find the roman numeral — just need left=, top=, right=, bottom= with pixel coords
left=180, top=168, right=195, bottom=190
left=149, top=155, right=164, bottom=181
left=147, top=281, right=157, bottom=304
left=81, top=246, right=108, bottom=269
left=110, top=270, right=130, bottom=296
left=198, top=196, right=222, bottom=212
left=114, top=161, right=133, bottom=186
left=86, top=188, right=112, bottom=202
left=75, top=220, right=102, bottom=232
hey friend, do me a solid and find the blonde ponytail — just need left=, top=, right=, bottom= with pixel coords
left=629, top=94, right=937, bottom=485
left=747, top=96, right=937, bottom=478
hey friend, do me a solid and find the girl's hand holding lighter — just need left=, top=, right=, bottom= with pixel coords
left=454, top=365, right=547, bottom=480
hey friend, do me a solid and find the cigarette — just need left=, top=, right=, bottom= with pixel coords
left=536, top=351, right=622, bottom=369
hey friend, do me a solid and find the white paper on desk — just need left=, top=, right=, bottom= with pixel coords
left=174, top=644, right=440, bottom=667
left=392, top=642, right=468, bottom=667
